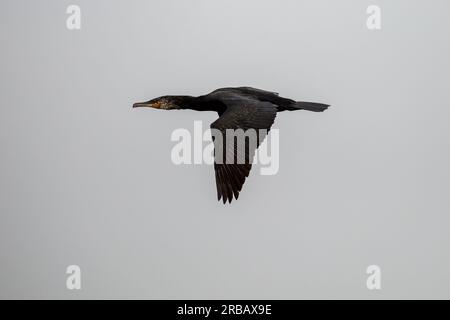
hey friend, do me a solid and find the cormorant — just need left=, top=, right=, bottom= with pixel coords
left=133, top=87, right=329, bottom=203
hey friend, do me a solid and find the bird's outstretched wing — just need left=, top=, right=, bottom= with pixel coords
left=210, top=95, right=277, bottom=203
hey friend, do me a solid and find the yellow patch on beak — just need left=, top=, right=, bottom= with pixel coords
left=151, top=101, right=162, bottom=109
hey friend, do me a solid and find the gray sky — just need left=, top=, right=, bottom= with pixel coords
left=1, top=0, right=450, bottom=299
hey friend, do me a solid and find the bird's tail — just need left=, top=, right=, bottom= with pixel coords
left=288, top=101, right=329, bottom=112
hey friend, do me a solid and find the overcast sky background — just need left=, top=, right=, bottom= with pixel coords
left=1, top=0, right=450, bottom=299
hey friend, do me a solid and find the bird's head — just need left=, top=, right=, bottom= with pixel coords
left=133, top=96, right=182, bottom=110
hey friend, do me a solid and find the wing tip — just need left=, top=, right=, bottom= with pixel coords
left=217, top=191, right=239, bottom=204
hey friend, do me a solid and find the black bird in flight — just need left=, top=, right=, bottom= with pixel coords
left=133, top=87, right=329, bottom=203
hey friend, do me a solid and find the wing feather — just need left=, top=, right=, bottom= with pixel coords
left=210, top=94, right=277, bottom=203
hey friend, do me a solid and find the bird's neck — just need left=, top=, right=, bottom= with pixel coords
left=176, top=95, right=215, bottom=112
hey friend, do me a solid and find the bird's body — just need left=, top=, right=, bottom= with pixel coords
left=133, top=87, right=329, bottom=203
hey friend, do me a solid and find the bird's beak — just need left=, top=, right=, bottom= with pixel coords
left=132, top=101, right=161, bottom=109
left=133, top=102, right=149, bottom=108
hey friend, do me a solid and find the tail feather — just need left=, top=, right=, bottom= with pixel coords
left=289, top=101, right=329, bottom=112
